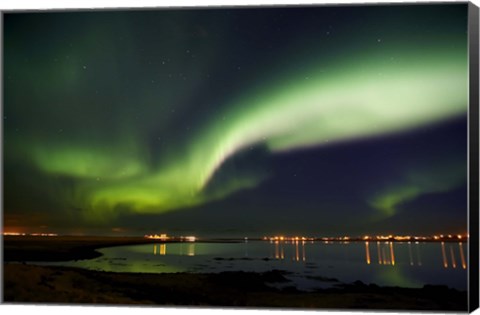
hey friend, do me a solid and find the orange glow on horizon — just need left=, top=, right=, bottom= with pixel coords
left=3, top=232, right=27, bottom=236
left=3, top=232, right=58, bottom=237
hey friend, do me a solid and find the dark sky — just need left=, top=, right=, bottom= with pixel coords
left=3, top=4, right=469, bottom=237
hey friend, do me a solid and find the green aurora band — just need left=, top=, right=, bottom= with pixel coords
left=21, top=44, right=467, bottom=221
left=369, top=157, right=467, bottom=218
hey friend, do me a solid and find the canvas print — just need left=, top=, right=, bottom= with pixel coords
left=2, top=3, right=478, bottom=312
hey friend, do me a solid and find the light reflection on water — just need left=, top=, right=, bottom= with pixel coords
left=42, top=241, right=468, bottom=291
left=364, top=241, right=466, bottom=270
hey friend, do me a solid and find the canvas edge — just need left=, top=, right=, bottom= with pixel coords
left=468, top=1, right=480, bottom=313
left=0, top=9, right=5, bottom=306
left=0, top=2, right=477, bottom=314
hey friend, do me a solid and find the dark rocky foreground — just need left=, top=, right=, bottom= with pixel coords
left=3, top=263, right=467, bottom=310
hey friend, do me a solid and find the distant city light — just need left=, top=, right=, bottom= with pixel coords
left=144, top=233, right=169, bottom=240
left=144, top=234, right=196, bottom=242
left=2, top=232, right=57, bottom=237
left=262, top=233, right=468, bottom=243
left=184, top=236, right=196, bottom=242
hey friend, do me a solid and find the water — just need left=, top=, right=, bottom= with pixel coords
left=42, top=241, right=468, bottom=291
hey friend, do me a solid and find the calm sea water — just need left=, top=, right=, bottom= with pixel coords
left=42, top=241, right=468, bottom=291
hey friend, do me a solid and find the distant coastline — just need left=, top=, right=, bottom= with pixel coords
left=3, top=234, right=468, bottom=262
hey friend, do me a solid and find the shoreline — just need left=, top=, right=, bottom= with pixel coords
left=2, top=235, right=469, bottom=310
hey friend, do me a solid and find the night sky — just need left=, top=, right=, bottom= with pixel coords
left=3, top=4, right=469, bottom=237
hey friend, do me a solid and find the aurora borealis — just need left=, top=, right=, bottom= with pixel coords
left=3, top=4, right=469, bottom=236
